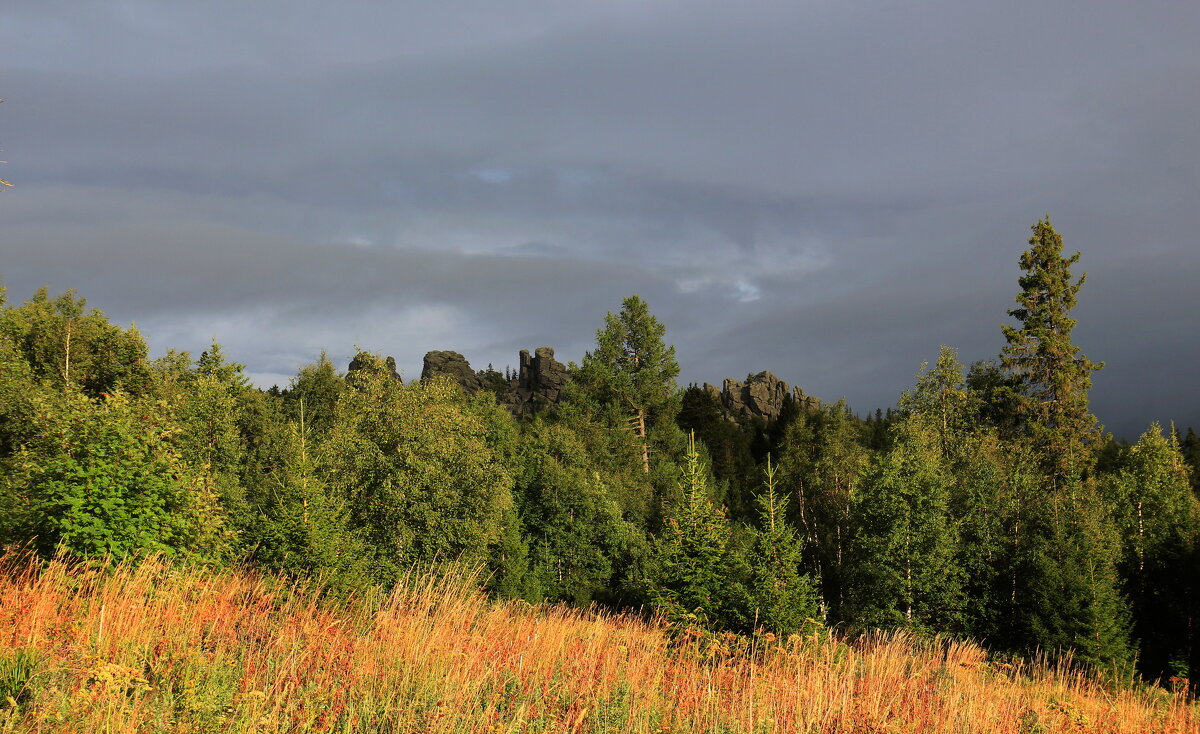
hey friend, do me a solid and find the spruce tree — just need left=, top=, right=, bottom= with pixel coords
left=850, top=417, right=964, bottom=632
left=1000, top=217, right=1103, bottom=485
left=748, top=456, right=821, bottom=636
left=999, top=218, right=1129, bottom=666
left=647, top=433, right=744, bottom=628
left=248, top=399, right=366, bottom=587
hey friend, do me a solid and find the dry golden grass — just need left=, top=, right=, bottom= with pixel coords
left=0, top=553, right=1194, bottom=733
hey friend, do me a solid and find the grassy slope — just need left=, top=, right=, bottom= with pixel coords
left=0, top=555, right=1195, bottom=733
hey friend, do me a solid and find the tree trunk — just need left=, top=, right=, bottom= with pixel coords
left=638, top=409, right=649, bottom=473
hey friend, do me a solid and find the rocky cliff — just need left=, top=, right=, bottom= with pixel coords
left=420, top=346, right=569, bottom=416
left=702, top=371, right=819, bottom=421
left=420, top=351, right=482, bottom=393
left=419, top=349, right=815, bottom=422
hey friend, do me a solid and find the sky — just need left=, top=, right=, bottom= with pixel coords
left=2, top=0, right=1198, bottom=439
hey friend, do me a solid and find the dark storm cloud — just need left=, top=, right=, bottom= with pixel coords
left=2, top=0, right=1198, bottom=437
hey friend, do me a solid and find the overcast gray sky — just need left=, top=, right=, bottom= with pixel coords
left=2, top=0, right=1197, bottom=438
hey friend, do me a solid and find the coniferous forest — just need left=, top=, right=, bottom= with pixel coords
left=2, top=217, right=1198, bottom=693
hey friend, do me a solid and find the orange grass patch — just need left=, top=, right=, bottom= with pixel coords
left=0, top=553, right=1194, bottom=733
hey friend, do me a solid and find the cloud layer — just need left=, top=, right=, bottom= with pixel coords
left=3, top=0, right=1198, bottom=437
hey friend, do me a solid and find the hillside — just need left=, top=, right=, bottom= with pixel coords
left=1, top=555, right=1194, bottom=733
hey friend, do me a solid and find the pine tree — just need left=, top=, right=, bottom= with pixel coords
left=1000, top=217, right=1103, bottom=485
left=576, top=295, right=682, bottom=475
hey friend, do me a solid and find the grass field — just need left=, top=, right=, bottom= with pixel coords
left=0, top=553, right=1194, bottom=733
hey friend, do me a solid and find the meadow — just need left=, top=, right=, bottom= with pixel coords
left=0, top=554, right=1194, bottom=733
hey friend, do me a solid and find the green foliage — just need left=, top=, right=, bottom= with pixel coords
left=575, top=295, right=683, bottom=478
left=246, top=400, right=367, bottom=588
left=992, top=222, right=1131, bottom=667
left=1019, top=480, right=1131, bottom=668
left=0, top=253, right=1189, bottom=680
left=0, top=332, right=38, bottom=465
left=1101, top=424, right=1199, bottom=680
left=0, top=648, right=39, bottom=706
left=1179, top=427, right=1200, bottom=495
left=514, top=419, right=645, bottom=606
left=0, top=287, right=150, bottom=397
left=152, top=340, right=251, bottom=545
left=899, top=347, right=972, bottom=453
left=746, top=456, right=821, bottom=636
left=646, top=434, right=745, bottom=628
left=9, top=390, right=227, bottom=559
left=775, top=400, right=869, bottom=621
left=964, top=359, right=1024, bottom=436
left=1000, top=218, right=1103, bottom=484
left=949, top=429, right=1022, bottom=643
left=850, top=418, right=965, bottom=632
left=678, top=385, right=757, bottom=519
left=282, top=352, right=345, bottom=439
left=555, top=390, right=660, bottom=528
left=488, top=505, right=537, bottom=601
left=322, top=355, right=515, bottom=582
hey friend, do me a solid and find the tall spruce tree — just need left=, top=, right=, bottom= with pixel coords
left=1000, top=217, right=1103, bottom=485
left=999, top=218, right=1129, bottom=666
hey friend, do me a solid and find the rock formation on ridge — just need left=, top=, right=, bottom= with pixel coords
left=417, top=348, right=815, bottom=423
left=421, top=351, right=483, bottom=394
left=702, top=371, right=819, bottom=422
left=419, top=346, right=569, bottom=416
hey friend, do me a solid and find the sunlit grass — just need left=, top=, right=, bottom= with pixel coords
left=0, top=553, right=1194, bottom=733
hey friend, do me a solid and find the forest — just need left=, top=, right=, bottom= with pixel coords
left=1, top=217, right=1198, bottom=690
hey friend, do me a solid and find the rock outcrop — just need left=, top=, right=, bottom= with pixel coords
left=419, top=346, right=569, bottom=415
left=509, top=347, right=569, bottom=415
left=346, top=352, right=402, bottom=383
left=421, top=350, right=483, bottom=394
left=417, top=348, right=816, bottom=423
left=703, top=371, right=818, bottom=422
